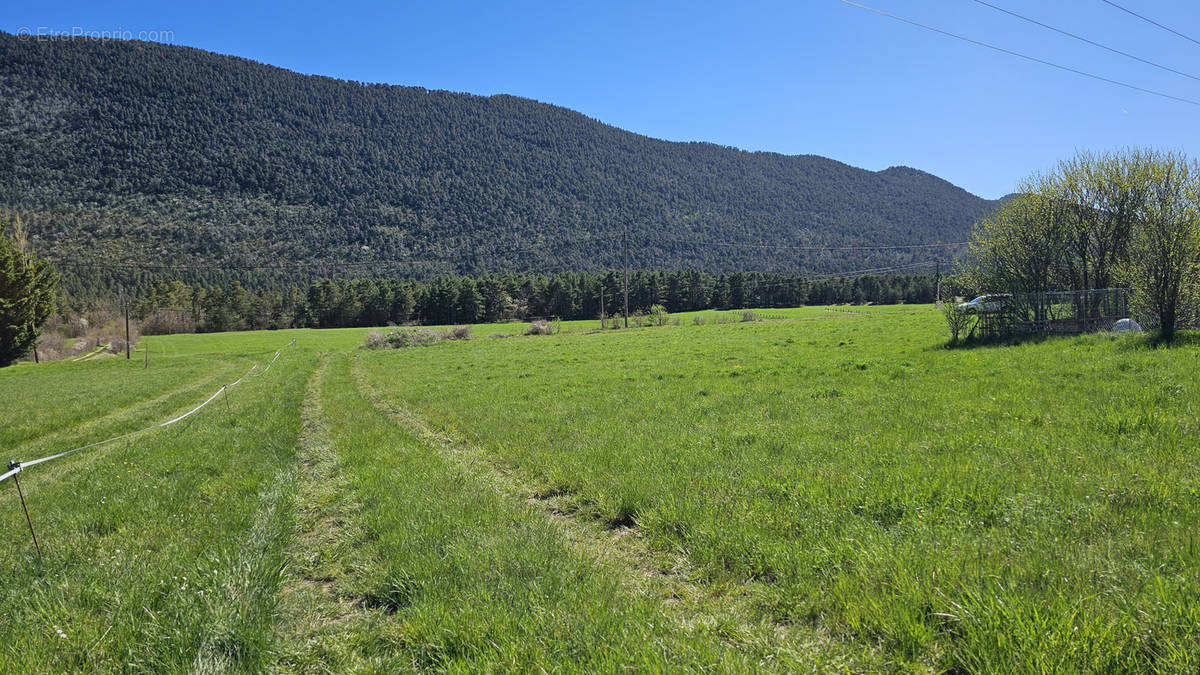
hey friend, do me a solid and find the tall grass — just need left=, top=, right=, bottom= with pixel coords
left=356, top=306, right=1200, bottom=671
left=279, top=353, right=772, bottom=670
left=3, top=308, right=1196, bottom=670
left=0, top=349, right=314, bottom=671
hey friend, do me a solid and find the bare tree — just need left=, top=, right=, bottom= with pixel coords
left=1121, top=153, right=1200, bottom=341
left=941, top=301, right=974, bottom=345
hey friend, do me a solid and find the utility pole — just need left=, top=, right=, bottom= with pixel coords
left=121, top=288, right=131, bottom=359
left=935, top=261, right=942, bottom=303
left=623, top=226, right=630, bottom=328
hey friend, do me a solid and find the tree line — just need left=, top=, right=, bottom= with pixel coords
left=123, top=270, right=939, bottom=334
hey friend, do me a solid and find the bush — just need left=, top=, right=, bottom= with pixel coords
left=399, top=329, right=443, bottom=348
left=365, top=325, right=473, bottom=349
left=105, top=336, right=128, bottom=355
left=527, top=320, right=554, bottom=336
left=363, top=330, right=387, bottom=349
left=649, top=304, right=670, bottom=326
left=693, top=315, right=707, bottom=326
left=63, top=316, right=88, bottom=338
left=100, top=325, right=139, bottom=355
left=599, top=314, right=623, bottom=329
left=35, top=332, right=64, bottom=361
left=741, top=310, right=759, bottom=322
left=140, top=308, right=196, bottom=335
left=941, top=303, right=974, bottom=345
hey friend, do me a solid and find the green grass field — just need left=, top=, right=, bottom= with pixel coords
left=1, top=306, right=1197, bottom=672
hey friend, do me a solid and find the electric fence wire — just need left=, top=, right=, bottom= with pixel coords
left=2, top=342, right=290, bottom=485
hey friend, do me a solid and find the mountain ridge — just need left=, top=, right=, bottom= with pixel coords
left=0, top=33, right=997, bottom=289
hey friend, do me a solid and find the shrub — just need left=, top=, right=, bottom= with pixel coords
left=527, top=320, right=553, bottom=336
left=105, top=336, right=127, bottom=355
left=63, top=316, right=88, bottom=339
left=363, top=330, right=387, bottom=349
left=649, top=304, right=670, bottom=326
left=449, top=325, right=472, bottom=340
left=35, top=332, right=64, bottom=361
left=101, top=325, right=139, bottom=355
left=140, top=309, right=196, bottom=335
left=741, top=310, right=759, bottom=322
left=374, top=328, right=444, bottom=349
left=693, top=315, right=707, bottom=326
left=941, top=303, right=974, bottom=345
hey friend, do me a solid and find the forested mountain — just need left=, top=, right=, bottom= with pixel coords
left=0, top=33, right=998, bottom=292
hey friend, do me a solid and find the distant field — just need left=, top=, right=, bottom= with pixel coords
left=1, top=305, right=1197, bottom=671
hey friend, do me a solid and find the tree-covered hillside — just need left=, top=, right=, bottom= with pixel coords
left=0, top=33, right=997, bottom=291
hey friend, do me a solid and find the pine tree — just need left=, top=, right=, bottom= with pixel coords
left=0, top=215, right=58, bottom=366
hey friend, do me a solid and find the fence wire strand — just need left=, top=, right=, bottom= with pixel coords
left=3, top=344, right=289, bottom=484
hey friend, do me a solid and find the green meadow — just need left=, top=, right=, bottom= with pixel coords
left=1, top=306, right=1197, bottom=672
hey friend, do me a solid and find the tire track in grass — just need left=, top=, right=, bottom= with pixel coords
left=275, top=355, right=374, bottom=668
left=349, top=355, right=882, bottom=670
left=309, top=353, right=774, bottom=671
left=191, top=465, right=297, bottom=674
left=190, top=358, right=308, bottom=673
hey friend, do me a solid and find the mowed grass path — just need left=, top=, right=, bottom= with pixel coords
left=358, top=307, right=1200, bottom=672
left=1, top=308, right=1197, bottom=671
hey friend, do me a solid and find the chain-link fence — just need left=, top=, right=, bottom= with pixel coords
left=975, top=288, right=1132, bottom=338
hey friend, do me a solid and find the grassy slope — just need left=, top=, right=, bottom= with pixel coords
left=357, top=306, right=1200, bottom=671
left=1, top=307, right=1197, bottom=671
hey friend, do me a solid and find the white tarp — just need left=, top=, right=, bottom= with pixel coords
left=1112, top=318, right=1142, bottom=333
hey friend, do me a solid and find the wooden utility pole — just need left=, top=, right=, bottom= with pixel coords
left=623, top=227, right=630, bottom=328
left=121, top=288, right=131, bottom=359
left=935, top=261, right=942, bottom=303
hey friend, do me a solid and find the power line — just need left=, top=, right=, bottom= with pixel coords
left=973, top=0, right=1200, bottom=83
left=1099, top=0, right=1200, bottom=48
left=839, top=0, right=1200, bottom=106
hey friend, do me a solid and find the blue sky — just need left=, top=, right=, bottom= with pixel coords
left=6, top=0, right=1198, bottom=199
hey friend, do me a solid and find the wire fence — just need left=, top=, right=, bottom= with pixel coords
left=975, top=288, right=1132, bottom=338
left=2, top=344, right=290, bottom=487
